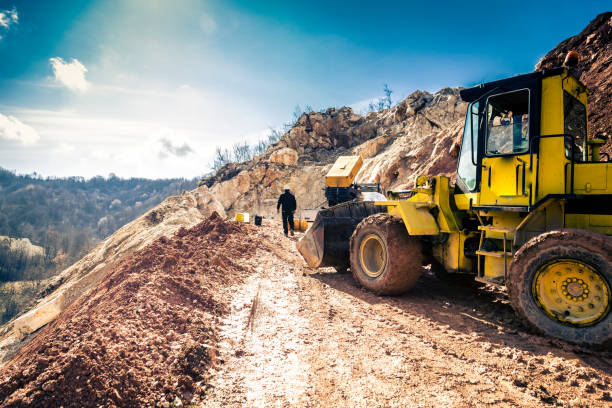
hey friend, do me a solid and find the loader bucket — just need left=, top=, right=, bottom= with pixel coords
left=297, top=201, right=386, bottom=269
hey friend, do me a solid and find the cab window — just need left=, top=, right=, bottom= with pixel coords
left=563, top=91, right=587, bottom=162
left=485, top=89, right=529, bottom=155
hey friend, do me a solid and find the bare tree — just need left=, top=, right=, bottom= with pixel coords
left=232, top=141, right=252, bottom=163
left=253, top=140, right=269, bottom=156
left=212, top=146, right=232, bottom=170
left=367, top=84, right=394, bottom=113
left=292, top=105, right=303, bottom=124
left=383, top=83, right=393, bottom=109
left=267, top=127, right=283, bottom=144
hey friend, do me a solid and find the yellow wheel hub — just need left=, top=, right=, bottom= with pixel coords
left=359, top=234, right=387, bottom=278
left=533, top=260, right=611, bottom=326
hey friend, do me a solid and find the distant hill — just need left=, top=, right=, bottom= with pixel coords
left=0, top=167, right=198, bottom=283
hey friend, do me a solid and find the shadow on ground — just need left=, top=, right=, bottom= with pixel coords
left=308, top=267, right=612, bottom=373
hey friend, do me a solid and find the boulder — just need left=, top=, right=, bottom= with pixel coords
left=268, top=148, right=298, bottom=166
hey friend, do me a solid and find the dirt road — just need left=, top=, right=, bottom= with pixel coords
left=0, top=215, right=610, bottom=407
left=206, top=221, right=612, bottom=408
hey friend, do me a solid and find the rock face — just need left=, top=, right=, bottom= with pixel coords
left=200, top=88, right=467, bottom=220
left=536, top=12, right=612, bottom=154
left=355, top=89, right=465, bottom=188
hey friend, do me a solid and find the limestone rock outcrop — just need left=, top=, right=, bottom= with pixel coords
left=200, top=87, right=466, bottom=221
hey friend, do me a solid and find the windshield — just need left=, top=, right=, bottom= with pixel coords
left=457, top=101, right=480, bottom=191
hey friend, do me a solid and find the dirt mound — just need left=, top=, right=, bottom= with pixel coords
left=536, top=12, right=612, bottom=154
left=0, top=186, right=224, bottom=368
left=0, top=212, right=258, bottom=407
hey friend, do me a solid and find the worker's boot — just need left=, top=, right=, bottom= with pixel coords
left=290, top=230, right=294, bottom=236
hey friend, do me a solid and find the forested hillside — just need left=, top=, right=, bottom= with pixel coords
left=0, top=167, right=197, bottom=283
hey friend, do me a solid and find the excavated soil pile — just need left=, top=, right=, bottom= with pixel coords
left=0, top=212, right=257, bottom=407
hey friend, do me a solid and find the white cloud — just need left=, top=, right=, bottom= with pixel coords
left=155, top=128, right=195, bottom=159
left=0, top=7, right=18, bottom=29
left=0, top=7, right=18, bottom=41
left=0, top=113, right=39, bottom=145
left=0, top=107, right=209, bottom=178
left=158, top=137, right=194, bottom=158
left=199, top=14, right=216, bottom=34
left=49, top=57, right=90, bottom=93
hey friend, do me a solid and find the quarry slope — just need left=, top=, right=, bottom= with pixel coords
left=0, top=213, right=258, bottom=407
left=1, top=217, right=610, bottom=407
left=201, top=87, right=466, bottom=221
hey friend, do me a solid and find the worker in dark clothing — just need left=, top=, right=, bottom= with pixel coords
left=277, top=186, right=297, bottom=236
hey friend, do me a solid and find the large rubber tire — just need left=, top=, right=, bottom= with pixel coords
left=508, top=229, right=612, bottom=347
left=349, top=213, right=422, bottom=295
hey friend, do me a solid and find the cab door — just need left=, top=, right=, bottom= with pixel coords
left=479, top=89, right=533, bottom=207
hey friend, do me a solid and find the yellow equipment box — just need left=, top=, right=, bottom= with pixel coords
left=325, top=156, right=363, bottom=188
left=234, top=212, right=250, bottom=223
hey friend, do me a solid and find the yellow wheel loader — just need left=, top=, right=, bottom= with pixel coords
left=298, top=64, right=612, bottom=346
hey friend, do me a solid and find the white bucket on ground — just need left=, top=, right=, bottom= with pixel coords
left=234, top=212, right=250, bottom=223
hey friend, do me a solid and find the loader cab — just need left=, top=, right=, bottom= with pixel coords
left=457, top=67, right=612, bottom=211
left=457, top=71, right=544, bottom=206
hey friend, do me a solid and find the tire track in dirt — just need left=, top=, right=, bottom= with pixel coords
left=205, top=239, right=311, bottom=407
left=303, top=270, right=612, bottom=407
left=297, top=272, right=537, bottom=407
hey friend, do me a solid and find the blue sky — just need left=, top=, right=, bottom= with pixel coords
left=0, top=0, right=609, bottom=178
